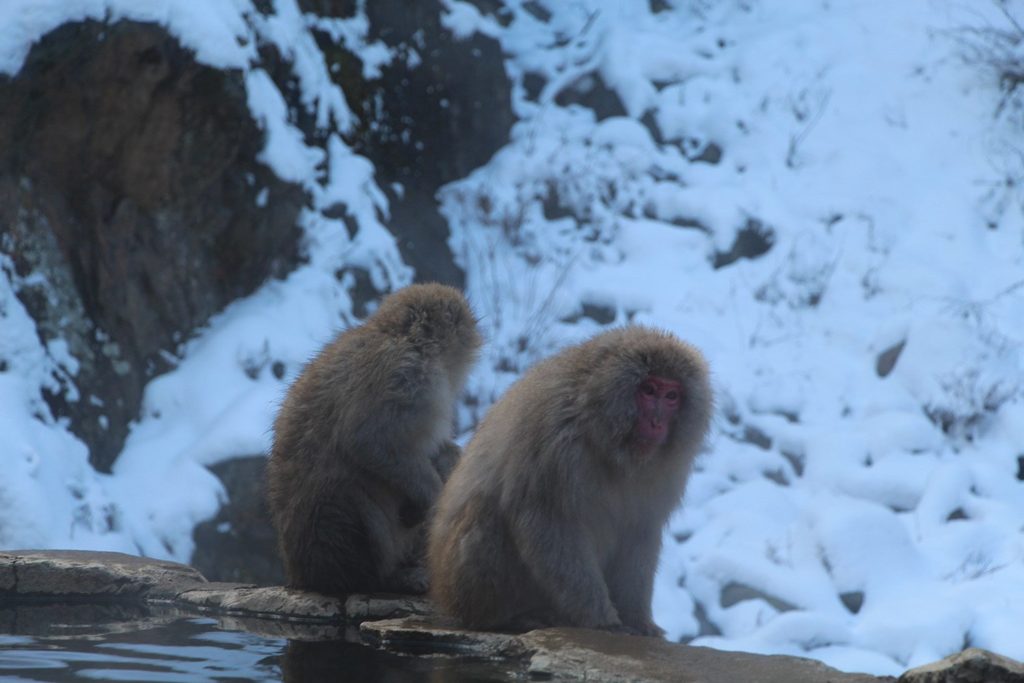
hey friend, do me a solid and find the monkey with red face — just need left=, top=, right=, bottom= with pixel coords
left=428, top=326, right=712, bottom=636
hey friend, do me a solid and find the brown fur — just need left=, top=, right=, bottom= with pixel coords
left=267, top=283, right=481, bottom=595
left=428, top=326, right=712, bottom=634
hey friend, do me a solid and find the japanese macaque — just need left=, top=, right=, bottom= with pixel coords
left=428, top=326, right=712, bottom=635
left=266, top=283, right=481, bottom=595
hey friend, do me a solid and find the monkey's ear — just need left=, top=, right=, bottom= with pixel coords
left=580, top=365, right=634, bottom=441
left=403, top=308, right=438, bottom=342
left=402, top=308, right=422, bottom=333
left=443, top=301, right=462, bottom=326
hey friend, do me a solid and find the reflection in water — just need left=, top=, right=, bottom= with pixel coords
left=0, top=618, right=282, bottom=682
left=0, top=617, right=515, bottom=682
left=282, top=639, right=512, bottom=683
left=0, top=602, right=160, bottom=637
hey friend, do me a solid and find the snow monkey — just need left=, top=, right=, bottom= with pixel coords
left=267, top=283, right=481, bottom=595
left=428, top=326, right=712, bottom=635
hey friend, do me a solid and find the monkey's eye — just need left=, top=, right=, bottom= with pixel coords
left=640, top=382, right=657, bottom=396
left=665, top=390, right=680, bottom=401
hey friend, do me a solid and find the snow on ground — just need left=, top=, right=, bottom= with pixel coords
left=2, top=0, right=1024, bottom=676
left=443, top=0, right=1024, bottom=674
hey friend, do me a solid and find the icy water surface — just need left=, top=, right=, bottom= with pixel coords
left=0, top=616, right=515, bottom=682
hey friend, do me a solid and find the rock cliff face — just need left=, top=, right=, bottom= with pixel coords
left=0, top=20, right=305, bottom=472
left=299, top=0, right=515, bottom=285
left=0, top=1, right=514, bottom=482
left=351, top=0, right=514, bottom=285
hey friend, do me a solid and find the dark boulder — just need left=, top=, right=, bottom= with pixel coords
left=191, top=456, right=284, bottom=586
left=0, top=20, right=304, bottom=472
left=0, top=5, right=514, bottom=477
left=900, top=648, right=1024, bottom=683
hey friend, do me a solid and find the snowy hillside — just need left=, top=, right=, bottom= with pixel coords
left=3, top=0, right=1024, bottom=676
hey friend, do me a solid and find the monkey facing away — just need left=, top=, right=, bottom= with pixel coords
left=267, top=283, right=481, bottom=595
left=428, top=326, right=712, bottom=635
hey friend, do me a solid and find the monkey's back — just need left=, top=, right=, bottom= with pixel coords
left=266, top=323, right=436, bottom=593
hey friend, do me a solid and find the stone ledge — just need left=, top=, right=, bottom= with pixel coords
left=3, top=551, right=1023, bottom=683
left=361, top=616, right=888, bottom=683
left=0, top=551, right=432, bottom=624
left=177, top=584, right=342, bottom=621
left=344, top=593, right=433, bottom=621
left=361, top=616, right=531, bottom=660
left=0, top=550, right=207, bottom=600
left=899, top=648, right=1024, bottom=683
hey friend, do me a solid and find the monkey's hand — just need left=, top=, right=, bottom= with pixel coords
left=360, top=448, right=444, bottom=522
left=607, top=523, right=664, bottom=637
left=399, top=497, right=428, bottom=528
left=430, top=440, right=461, bottom=481
left=510, top=509, right=622, bottom=629
left=602, top=623, right=642, bottom=636
left=384, top=564, right=429, bottom=595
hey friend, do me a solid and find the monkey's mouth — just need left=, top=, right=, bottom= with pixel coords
left=633, top=419, right=669, bottom=448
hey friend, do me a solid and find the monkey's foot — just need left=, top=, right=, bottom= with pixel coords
left=384, top=566, right=429, bottom=595
left=601, top=621, right=665, bottom=638
left=621, top=620, right=666, bottom=638
left=495, top=608, right=563, bottom=633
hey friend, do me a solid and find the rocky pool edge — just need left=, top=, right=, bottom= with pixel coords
left=2, top=550, right=1020, bottom=683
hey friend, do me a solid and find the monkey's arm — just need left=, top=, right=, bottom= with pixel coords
left=359, top=448, right=444, bottom=519
left=348, top=389, right=445, bottom=514
left=509, top=508, right=622, bottom=629
left=605, top=523, right=665, bottom=637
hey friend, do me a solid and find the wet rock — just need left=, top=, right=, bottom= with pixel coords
left=191, top=455, right=284, bottom=586
left=210, top=613, right=347, bottom=642
left=0, top=602, right=177, bottom=637
left=344, top=594, right=434, bottom=621
left=899, top=648, right=1024, bottom=683
left=177, top=590, right=433, bottom=642
left=176, top=584, right=343, bottom=622
left=281, top=637, right=520, bottom=680
left=0, top=20, right=304, bottom=472
left=1, top=551, right=432, bottom=625
left=524, top=628, right=886, bottom=683
left=360, top=616, right=890, bottom=682
left=0, top=550, right=207, bottom=600
left=360, top=616, right=530, bottom=660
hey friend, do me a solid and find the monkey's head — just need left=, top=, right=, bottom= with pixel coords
left=581, top=326, right=712, bottom=463
left=376, top=283, right=482, bottom=379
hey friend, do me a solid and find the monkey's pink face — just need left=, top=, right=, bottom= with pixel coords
left=633, top=375, right=682, bottom=449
